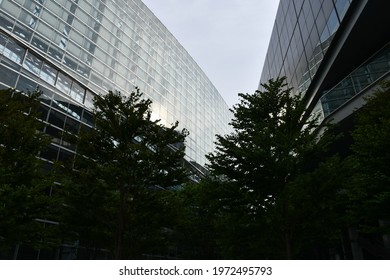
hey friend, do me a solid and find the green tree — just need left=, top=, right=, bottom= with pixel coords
left=206, top=77, right=340, bottom=259
left=0, top=88, right=59, bottom=255
left=62, top=88, right=189, bottom=259
left=346, top=81, right=390, bottom=237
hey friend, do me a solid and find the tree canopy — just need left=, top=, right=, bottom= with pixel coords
left=206, top=77, right=342, bottom=258
left=62, top=88, right=189, bottom=259
left=0, top=88, right=58, bottom=254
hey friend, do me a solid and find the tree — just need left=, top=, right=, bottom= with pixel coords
left=346, top=81, right=390, bottom=239
left=206, top=77, right=339, bottom=258
left=0, top=88, right=59, bottom=255
left=62, top=88, right=189, bottom=259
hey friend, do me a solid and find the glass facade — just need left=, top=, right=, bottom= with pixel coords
left=0, top=0, right=232, bottom=166
left=260, top=0, right=352, bottom=95
left=259, top=0, right=390, bottom=124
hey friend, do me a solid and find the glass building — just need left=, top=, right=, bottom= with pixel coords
left=260, top=0, right=390, bottom=125
left=259, top=0, right=390, bottom=259
left=0, top=0, right=232, bottom=167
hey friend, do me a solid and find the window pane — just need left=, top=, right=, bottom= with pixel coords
left=70, top=82, right=85, bottom=103
left=0, top=64, right=18, bottom=88
left=3, top=40, right=25, bottom=65
left=40, top=62, right=57, bottom=85
left=16, top=75, right=37, bottom=92
left=23, top=51, right=43, bottom=75
left=56, top=72, right=71, bottom=94
left=48, top=109, right=66, bottom=128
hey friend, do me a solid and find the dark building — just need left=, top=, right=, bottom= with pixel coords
left=259, top=0, right=390, bottom=259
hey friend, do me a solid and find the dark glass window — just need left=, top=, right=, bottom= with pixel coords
left=81, top=110, right=94, bottom=126
left=64, top=55, right=78, bottom=71
left=0, top=12, right=14, bottom=31
left=51, top=93, right=70, bottom=114
left=39, top=86, right=54, bottom=105
left=13, top=23, right=33, bottom=41
left=45, top=125, right=62, bottom=144
left=40, top=144, right=59, bottom=162
left=37, top=104, right=50, bottom=122
left=48, top=109, right=66, bottom=128
left=3, top=40, right=25, bottom=65
left=16, top=75, right=37, bottom=92
left=31, top=35, right=49, bottom=52
left=0, top=64, right=18, bottom=88
left=48, top=45, right=64, bottom=62
left=68, top=103, right=82, bottom=120
left=64, top=116, right=80, bottom=134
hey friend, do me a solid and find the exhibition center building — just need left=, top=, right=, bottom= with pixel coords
left=0, top=0, right=232, bottom=167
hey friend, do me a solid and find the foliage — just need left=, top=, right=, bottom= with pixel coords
left=346, top=81, right=390, bottom=235
left=62, top=88, right=189, bottom=259
left=0, top=88, right=59, bottom=253
left=206, top=77, right=341, bottom=258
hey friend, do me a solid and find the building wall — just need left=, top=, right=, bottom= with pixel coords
left=259, top=0, right=390, bottom=124
left=260, top=0, right=352, bottom=94
left=0, top=0, right=232, bottom=166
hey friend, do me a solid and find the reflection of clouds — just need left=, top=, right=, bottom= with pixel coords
left=51, top=98, right=81, bottom=120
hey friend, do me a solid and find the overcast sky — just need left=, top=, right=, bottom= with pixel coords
left=141, top=0, right=280, bottom=108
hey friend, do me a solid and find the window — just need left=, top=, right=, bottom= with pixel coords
left=56, top=72, right=71, bottom=94
left=23, top=51, right=43, bottom=75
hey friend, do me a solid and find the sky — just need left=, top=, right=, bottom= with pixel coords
left=141, top=0, right=280, bottom=108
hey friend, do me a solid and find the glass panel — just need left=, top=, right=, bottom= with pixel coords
left=38, top=86, right=54, bottom=105
left=70, top=82, right=85, bottom=103
left=3, top=40, right=25, bottom=65
left=68, top=103, right=82, bottom=120
left=0, top=1, right=20, bottom=18
left=84, top=90, right=95, bottom=108
left=37, top=104, right=50, bottom=122
left=0, top=33, right=7, bottom=54
left=23, top=51, right=43, bottom=75
left=31, top=35, right=49, bottom=52
left=56, top=72, right=71, bottom=94
left=13, top=22, right=32, bottom=41
left=63, top=55, right=78, bottom=71
left=335, top=0, right=350, bottom=21
left=48, top=109, right=66, bottom=128
left=45, top=125, right=62, bottom=144
left=0, top=65, right=18, bottom=88
left=0, top=11, right=15, bottom=31
left=81, top=110, right=94, bottom=126
left=40, top=62, right=57, bottom=85
left=48, top=45, right=64, bottom=62
left=64, top=116, right=80, bottom=134
left=51, top=93, right=70, bottom=115
left=16, top=75, right=37, bottom=92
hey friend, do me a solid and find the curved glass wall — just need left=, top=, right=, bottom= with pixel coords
left=0, top=0, right=232, bottom=166
left=259, top=0, right=352, bottom=95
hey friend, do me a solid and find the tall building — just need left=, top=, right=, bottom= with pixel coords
left=259, top=0, right=390, bottom=259
left=260, top=0, right=390, bottom=126
left=0, top=0, right=232, bottom=167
